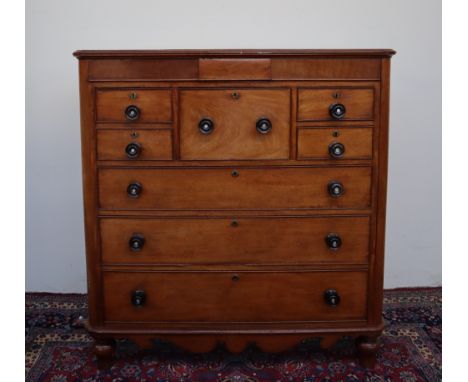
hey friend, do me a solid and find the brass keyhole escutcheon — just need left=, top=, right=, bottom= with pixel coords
left=231, top=220, right=239, bottom=228
left=130, top=131, right=139, bottom=139
left=231, top=170, right=239, bottom=177
left=129, top=91, right=137, bottom=100
left=333, top=92, right=340, bottom=99
left=231, top=92, right=240, bottom=100
left=332, top=131, right=340, bottom=137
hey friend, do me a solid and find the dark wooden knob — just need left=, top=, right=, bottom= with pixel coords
left=329, top=104, right=346, bottom=120
left=256, top=118, right=272, bottom=134
left=131, top=290, right=146, bottom=306
left=125, top=142, right=141, bottom=159
left=129, top=235, right=145, bottom=251
left=328, top=181, right=344, bottom=197
left=325, top=233, right=342, bottom=250
left=127, top=182, right=142, bottom=198
left=328, top=142, right=345, bottom=159
left=199, top=118, right=214, bottom=134
left=324, top=289, right=340, bottom=306
left=125, top=105, right=140, bottom=121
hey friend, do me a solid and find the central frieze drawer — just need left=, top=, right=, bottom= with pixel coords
left=179, top=89, right=291, bottom=160
left=98, top=167, right=372, bottom=210
left=100, top=216, right=370, bottom=265
left=103, top=270, right=368, bottom=323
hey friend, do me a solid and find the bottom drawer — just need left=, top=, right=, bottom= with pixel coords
left=103, top=271, right=368, bottom=323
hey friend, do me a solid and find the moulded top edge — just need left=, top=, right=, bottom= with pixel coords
left=73, top=49, right=396, bottom=59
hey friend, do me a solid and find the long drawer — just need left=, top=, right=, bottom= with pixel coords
left=98, top=166, right=372, bottom=210
left=103, top=270, right=368, bottom=323
left=100, top=216, right=370, bottom=265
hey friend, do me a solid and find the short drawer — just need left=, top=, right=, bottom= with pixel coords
left=103, top=270, right=368, bottom=323
left=297, top=128, right=373, bottom=160
left=179, top=89, right=290, bottom=160
left=97, top=130, right=173, bottom=161
left=100, top=216, right=370, bottom=265
left=96, top=89, right=172, bottom=123
left=298, top=88, right=374, bottom=121
left=98, top=166, right=372, bottom=210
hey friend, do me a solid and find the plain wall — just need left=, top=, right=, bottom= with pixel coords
left=26, top=0, right=441, bottom=292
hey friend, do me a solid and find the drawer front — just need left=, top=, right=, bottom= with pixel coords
left=97, top=130, right=173, bottom=161
left=199, top=59, right=271, bottom=80
left=271, top=58, right=381, bottom=80
left=89, top=59, right=199, bottom=81
left=297, top=128, right=373, bottom=160
left=298, top=88, right=374, bottom=121
left=96, top=89, right=172, bottom=123
left=98, top=167, right=372, bottom=210
left=103, top=271, right=368, bottom=323
left=100, top=216, right=370, bottom=265
left=179, top=89, right=290, bottom=160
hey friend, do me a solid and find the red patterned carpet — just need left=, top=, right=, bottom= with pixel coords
left=25, top=288, right=441, bottom=381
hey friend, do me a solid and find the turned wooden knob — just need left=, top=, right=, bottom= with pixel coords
left=125, top=105, right=140, bottom=121
left=127, top=182, right=142, bottom=198
left=131, top=290, right=146, bottom=306
left=125, top=142, right=142, bottom=159
left=328, top=181, right=344, bottom=197
left=328, top=142, right=345, bottom=159
left=199, top=118, right=214, bottom=134
left=325, top=233, right=342, bottom=250
left=329, top=103, right=346, bottom=120
left=324, top=289, right=340, bottom=306
left=256, top=118, right=272, bottom=134
left=129, top=235, right=145, bottom=251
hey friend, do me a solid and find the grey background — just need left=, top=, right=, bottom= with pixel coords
left=26, top=0, right=441, bottom=292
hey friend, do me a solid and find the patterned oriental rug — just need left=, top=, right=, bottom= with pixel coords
left=26, top=288, right=441, bottom=381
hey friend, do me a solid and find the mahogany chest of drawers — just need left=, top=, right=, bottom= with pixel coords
left=74, top=49, right=395, bottom=368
